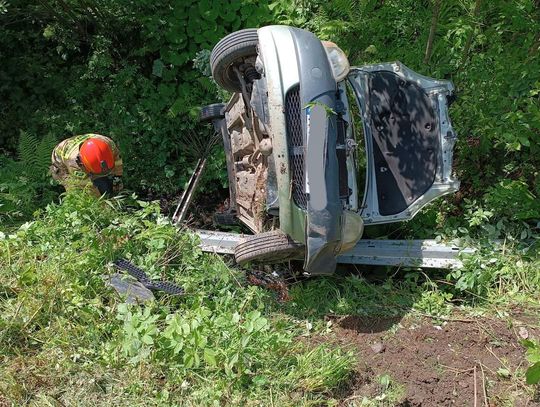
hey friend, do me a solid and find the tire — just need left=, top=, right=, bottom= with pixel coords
left=200, top=103, right=225, bottom=122
left=235, top=230, right=305, bottom=265
left=211, top=28, right=259, bottom=93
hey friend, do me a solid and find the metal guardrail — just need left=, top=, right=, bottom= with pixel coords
left=195, top=229, right=475, bottom=269
left=336, top=239, right=475, bottom=269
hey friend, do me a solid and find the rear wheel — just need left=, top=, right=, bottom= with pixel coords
left=235, top=230, right=304, bottom=265
left=211, top=28, right=259, bottom=93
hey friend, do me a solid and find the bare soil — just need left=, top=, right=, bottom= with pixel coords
left=329, top=312, right=540, bottom=406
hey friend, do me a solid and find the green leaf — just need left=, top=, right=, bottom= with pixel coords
left=378, top=374, right=391, bottom=390
left=518, top=136, right=530, bottom=147
left=117, top=303, right=128, bottom=315
left=204, top=348, right=217, bottom=367
left=141, top=334, right=154, bottom=345
left=184, top=353, right=195, bottom=368
left=526, top=362, right=540, bottom=385
left=253, top=316, right=268, bottom=332
left=152, top=59, right=164, bottom=77
left=521, top=339, right=537, bottom=349
left=229, top=352, right=239, bottom=367
left=252, top=375, right=267, bottom=386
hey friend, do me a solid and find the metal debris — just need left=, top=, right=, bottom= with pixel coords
left=105, top=273, right=155, bottom=304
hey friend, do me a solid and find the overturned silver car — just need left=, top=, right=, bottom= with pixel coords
left=201, top=25, right=459, bottom=275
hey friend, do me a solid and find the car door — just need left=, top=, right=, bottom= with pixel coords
left=347, top=62, right=460, bottom=225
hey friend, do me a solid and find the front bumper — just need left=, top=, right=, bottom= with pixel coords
left=258, top=26, right=343, bottom=274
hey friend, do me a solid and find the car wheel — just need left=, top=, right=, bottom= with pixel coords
left=235, top=230, right=305, bottom=265
left=200, top=103, right=225, bottom=122
left=211, top=28, right=259, bottom=93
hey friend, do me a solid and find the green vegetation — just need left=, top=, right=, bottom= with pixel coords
left=1, top=0, right=273, bottom=199
left=2, top=192, right=537, bottom=404
left=1, top=0, right=540, bottom=405
left=0, top=132, right=59, bottom=222
left=2, top=0, right=540, bottom=220
left=523, top=339, right=540, bottom=385
left=0, top=193, right=355, bottom=405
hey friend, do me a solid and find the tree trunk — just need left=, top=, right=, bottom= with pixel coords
left=423, top=0, right=442, bottom=65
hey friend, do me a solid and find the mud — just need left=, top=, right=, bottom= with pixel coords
left=330, top=314, right=540, bottom=406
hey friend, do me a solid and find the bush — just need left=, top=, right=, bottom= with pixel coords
left=0, top=132, right=60, bottom=223
left=1, top=0, right=274, bottom=195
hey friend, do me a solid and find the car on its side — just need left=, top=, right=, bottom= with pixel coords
left=201, top=25, right=459, bottom=275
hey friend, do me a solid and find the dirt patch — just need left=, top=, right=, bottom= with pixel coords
left=330, top=314, right=540, bottom=406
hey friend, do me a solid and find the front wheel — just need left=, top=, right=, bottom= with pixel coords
left=234, top=230, right=304, bottom=265
left=210, top=28, right=259, bottom=93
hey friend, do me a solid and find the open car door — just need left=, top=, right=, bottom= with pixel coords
left=348, top=62, right=459, bottom=225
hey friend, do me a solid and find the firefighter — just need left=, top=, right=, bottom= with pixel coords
left=50, top=134, right=123, bottom=196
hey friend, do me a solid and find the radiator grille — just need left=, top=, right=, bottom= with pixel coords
left=285, top=86, right=307, bottom=210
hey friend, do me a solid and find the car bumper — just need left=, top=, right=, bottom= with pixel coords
left=258, top=26, right=343, bottom=274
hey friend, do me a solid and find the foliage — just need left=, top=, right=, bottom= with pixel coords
left=307, top=0, right=540, bottom=224
left=269, top=0, right=314, bottom=27
left=0, top=191, right=354, bottom=405
left=448, top=243, right=540, bottom=297
left=522, top=339, right=540, bottom=385
left=484, top=180, right=540, bottom=221
left=0, top=131, right=59, bottom=222
left=0, top=0, right=274, bottom=196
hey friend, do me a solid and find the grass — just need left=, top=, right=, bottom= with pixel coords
left=1, top=191, right=539, bottom=405
left=0, top=192, right=356, bottom=406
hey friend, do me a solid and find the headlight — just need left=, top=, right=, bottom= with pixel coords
left=322, top=41, right=350, bottom=82
left=339, top=210, right=364, bottom=253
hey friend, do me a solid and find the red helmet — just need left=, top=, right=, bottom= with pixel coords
left=79, top=138, right=115, bottom=175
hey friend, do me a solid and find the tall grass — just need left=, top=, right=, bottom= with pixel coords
left=0, top=192, right=353, bottom=406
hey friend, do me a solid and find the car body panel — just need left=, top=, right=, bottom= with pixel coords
left=257, top=26, right=305, bottom=243
left=259, top=26, right=344, bottom=273
left=348, top=62, right=459, bottom=225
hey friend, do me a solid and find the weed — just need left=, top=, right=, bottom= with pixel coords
left=0, top=191, right=353, bottom=405
left=522, top=339, right=540, bottom=385
left=356, top=374, right=405, bottom=406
